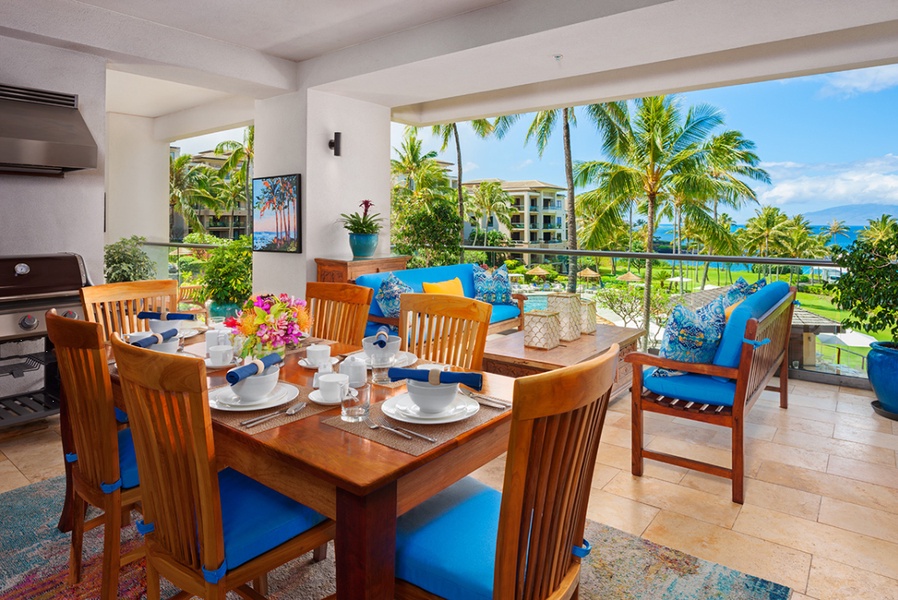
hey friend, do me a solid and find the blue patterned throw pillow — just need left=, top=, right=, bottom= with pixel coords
left=375, top=273, right=413, bottom=318
left=723, top=277, right=766, bottom=308
left=655, top=295, right=727, bottom=376
left=473, top=264, right=512, bottom=305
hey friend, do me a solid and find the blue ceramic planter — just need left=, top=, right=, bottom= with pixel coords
left=349, top=233, right=378, bottom=258
left=867, top=341, right=898, bottom=413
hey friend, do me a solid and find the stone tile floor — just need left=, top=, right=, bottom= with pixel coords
left=2, top=379, right=896, bottom=599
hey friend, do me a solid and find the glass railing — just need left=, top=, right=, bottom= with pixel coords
left=141, top=241, right=224, bottom=286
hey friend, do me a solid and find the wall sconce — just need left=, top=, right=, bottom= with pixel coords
left=328, top=132, right=342, bottom=156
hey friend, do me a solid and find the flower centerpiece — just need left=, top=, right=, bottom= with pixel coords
left=340, top=199, right=383, bottom=258
left=224, top=293, right=312, bottom=359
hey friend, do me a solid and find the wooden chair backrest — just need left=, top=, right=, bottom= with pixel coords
left=45, top=310, right=120, bottom=492
left=398, top=293, right=492, bottom=370
left=109, top=335, right=224, bottom=575
left=306, top=282, right=374, bottom=346
left=495, top=345, right=618, bottom=599
left=81, top=280, right=179, bottom=340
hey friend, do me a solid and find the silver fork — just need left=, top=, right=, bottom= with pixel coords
left=363, top=416, right=412, bottom=439
left=459, top=387, right=510, bottom=409
left=241, top=401, right=306, bottom=427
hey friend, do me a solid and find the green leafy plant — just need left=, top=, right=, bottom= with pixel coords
left=103, top=236, right=156, bottom=283
left=340, top=200, right=383, bottom=234
left=393, top=197, right=462, bottom=267
left=831, top=227, right=898, bottom=339
left=202, top=236, right=253, bottom=305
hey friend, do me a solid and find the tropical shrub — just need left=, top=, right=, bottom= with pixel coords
left=831, top=230, right=898, bottom=339
left=104, top=236, right=156, bottom=283
left=202, top=236, right=253, bottom=305
left=393, top=198, right=463, bottom=268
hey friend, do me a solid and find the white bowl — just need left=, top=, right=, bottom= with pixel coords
left=231, top=365, right=280, bottom=403
left=362, top=334, right=401, bottom=360
left=406, top=379, right=459, bottom=414
left=149, top=319, right=180, bottom=335
left=153, top=339, right=180, bottom=354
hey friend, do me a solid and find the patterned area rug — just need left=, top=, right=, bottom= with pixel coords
left=0, top=477, right=790, bottom=599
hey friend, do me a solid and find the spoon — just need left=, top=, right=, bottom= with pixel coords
left=241, top=401, right=307, bottom=428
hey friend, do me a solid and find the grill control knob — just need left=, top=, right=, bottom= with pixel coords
left=62, top=310, right=77, bottom=319
left=14, top=263, right=30, bottom=276
left=19, top=314, right=38, bottom=330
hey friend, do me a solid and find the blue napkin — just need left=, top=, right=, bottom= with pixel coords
left=373, top=326, right=391, bottom=348
left=226, top=353, right=283, bottom=385
left=137, top=311, right=196, bottom=321
left=131, top=329, right=178, bottom=348
left=388, top=367, right=483, bottom=390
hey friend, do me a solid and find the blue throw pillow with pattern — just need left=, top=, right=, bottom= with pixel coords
left=723, top=277, right=766, bottom=307
left=473, top=264, right=512, bottom=305
left=375, top=273, right=413, bottom=318
left=654, top=295, right=727, bottom=377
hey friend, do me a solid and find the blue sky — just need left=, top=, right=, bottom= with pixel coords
left=176, top=64, right=898, bottom=224
left=390, top=64, right=898, bottom=223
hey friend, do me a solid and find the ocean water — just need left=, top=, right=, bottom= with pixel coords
left=654, top=224, right=864, bottom=247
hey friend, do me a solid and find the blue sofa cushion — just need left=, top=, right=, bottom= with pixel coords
left=643, top=367, right=737, bottom=407
left=655, top=295, right=726, bottom=374
left=473, top=264, right=512, bottom=305
left=117, top=428, right=140, bottom=490
left=396, top=477, right=499, bottom=600
left=713, top=281, right=791, bottom=369
left=375, top=273, right=413, bottom=318
left=218, top=468, right=327, bottom=570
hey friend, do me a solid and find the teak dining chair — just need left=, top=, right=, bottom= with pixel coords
left=178, top=283, right=210, bottom=324
left=394, top=345, right=619, bottom=599
left=81, top=279, right=179, bottom=340
left=305, top=281, right=374, bottom=346
left=109, top=335, right=335, bottom=600
left=45, top=310, right=143, bottom=600
left=398, top=293, right=492, bottom=370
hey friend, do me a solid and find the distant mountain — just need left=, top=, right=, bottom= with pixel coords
left=803, top=203, right=897, bottom=225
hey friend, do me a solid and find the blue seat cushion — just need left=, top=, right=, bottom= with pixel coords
left=713, top=281, right=791, bottom=369
left=642, top=367, right=737, bottom=407
left=396, top=477, right=499, bottom=600
left=117, top=428, right=139, bottom=490
left=489, top=302, right=520, bottom=325
left=114, top=406, right=129, bottom=424
left=218, top=468, right=327, bottom=571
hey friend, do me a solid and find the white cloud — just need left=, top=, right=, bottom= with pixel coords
left=758, top=154, right=898, bottom=206
left=515, top=159, right=534, bottom=170
left=463, top=161, right=479, bottom=172
left=818, top=64, right=898, bottom=97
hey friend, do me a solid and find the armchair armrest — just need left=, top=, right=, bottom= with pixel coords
left=511, top=293, right=526, bottom=331
left=625, top=351, right=739, bottom=380
left=369, top=315, right=399, bottom=328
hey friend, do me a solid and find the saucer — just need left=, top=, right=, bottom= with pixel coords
left=209, top=383, right=298, bottom=412
left=176, top=328, right=201, bottom=339
left=298, top=357, right=340, bottom=369
left=309, top=388, right=358, bottom=406
left=348, top=351, right=417, bottom=369
left=396, top=397, right=469, bottom=420
left=381, top=394, right=478, bottom=425
left=205, top=357, right=238, bottom=369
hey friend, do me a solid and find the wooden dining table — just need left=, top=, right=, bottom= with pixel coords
left=58, top=337, right=516, bottom=599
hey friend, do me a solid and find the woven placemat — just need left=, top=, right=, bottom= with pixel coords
left=321, top=398, right=509, bottom=456
left=210, top=382, right=335, bottom=434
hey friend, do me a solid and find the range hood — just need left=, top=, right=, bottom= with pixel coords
left=0, top=84, right=98, bottom=176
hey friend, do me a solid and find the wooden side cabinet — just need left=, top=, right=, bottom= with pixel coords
left=315, top=255, right=411, bottom=284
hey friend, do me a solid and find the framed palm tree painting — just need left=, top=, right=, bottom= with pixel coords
left=252, top=173, right=301, bottom=252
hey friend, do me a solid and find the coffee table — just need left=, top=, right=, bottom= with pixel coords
left=482, top=324, right=645, bottom=397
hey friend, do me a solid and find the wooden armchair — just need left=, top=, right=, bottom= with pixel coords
left=399, top=293, right=492, bottom=370
left=626, top=282, right=797, bottom=503
left=394, top=345, right=619, bottom=599
left=45, top=310, right=143, bottom=600
left=178, top=283, right=210, bottom=324
left=305, top=281, right=374, bottom=346
left=81, top=279, right=179, bottom=340
left=109, top=335, right=335, bottom=599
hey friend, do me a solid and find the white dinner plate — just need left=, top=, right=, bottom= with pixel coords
left=347, top=350, right=418, bottom=369
left=298, top=357, right=340, bottom=369
left=382, top=394, right=479, bottom=425
left=308, top=388, right=358, bottom=406
left=209, top=383, right=298, bottom=412
left=205, top=357, right=239, bottom=369
left=176, top=328, right=201, bottom=339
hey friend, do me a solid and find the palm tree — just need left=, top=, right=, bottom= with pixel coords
left=742, top=206, right=790, bottom=277
left=824, top=218, right=849, bottom=246
left=494, top=108, right=579, bottom=292
left=215, top=126, right=254, bottom=236
left=430, top=120, right=493, bottom=247
left=860, top=214, right=898, bottom=244
left=575, top=96, right=725, bottom=345
left=169, top=154, right=221, bottom=239
left=390, top=132, right=452, bottom=212
left=779, top=215, right=828, bottom=283
left=466, top=181, right=513, bottom=246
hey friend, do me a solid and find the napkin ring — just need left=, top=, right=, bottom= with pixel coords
left=428, top=369, right=441, bottom=385
left=250, top=359, right=266, bottom=374
left=152, top=333, right=164, bottom=343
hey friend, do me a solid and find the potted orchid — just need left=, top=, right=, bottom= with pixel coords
left=224, top=293, right=312, bottom=360
left=340, top=199, right=383, bottom=258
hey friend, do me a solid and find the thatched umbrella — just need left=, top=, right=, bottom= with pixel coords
left=577, top=267, right=599, bottom=279
left=616, top=271, right=642, bottom=283
left=526, top=265, right=550, bottom=277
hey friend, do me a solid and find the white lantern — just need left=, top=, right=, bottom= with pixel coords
left=524, top=310, right=560, bottom=349
left=547, top=293, right=581, bottom=341
left=580, top=298, right=597, bottom=334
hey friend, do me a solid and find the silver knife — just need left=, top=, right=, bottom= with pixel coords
left=241, top=402, right=306, bottom=427
left=389, top=424, right=437, bottom=443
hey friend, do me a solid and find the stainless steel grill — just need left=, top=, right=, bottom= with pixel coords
left=0, top=253, right=89, bottom=429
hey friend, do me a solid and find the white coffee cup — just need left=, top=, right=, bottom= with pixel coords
left=319, top=373, right=349, bottom=403
left=306, top=344, right=331, bottom=367
left=205, top=329, right=228, bottom=352
left=209, top=345, right=234, bottom=366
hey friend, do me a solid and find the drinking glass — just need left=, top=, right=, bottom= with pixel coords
left=342, top=383, right=370, bottom=423
left=371, top=354, right=395, bottom=385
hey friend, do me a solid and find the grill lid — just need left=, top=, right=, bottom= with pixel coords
left=0, top=254, right=88, bottom=301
